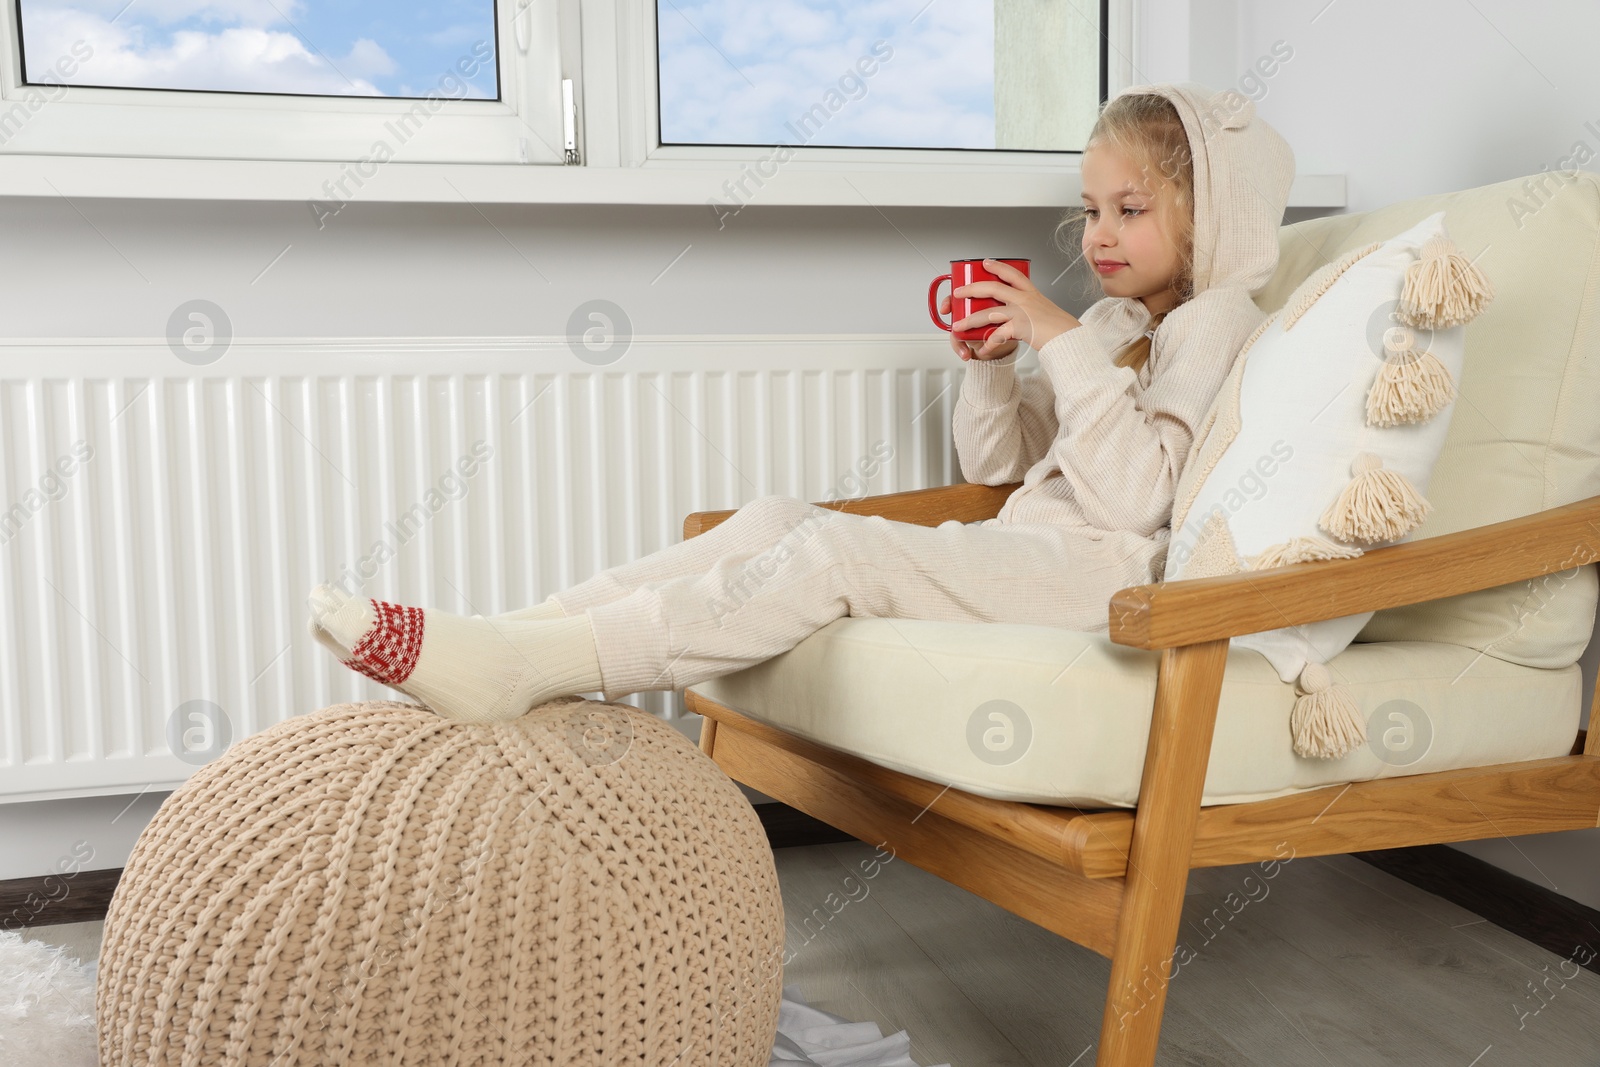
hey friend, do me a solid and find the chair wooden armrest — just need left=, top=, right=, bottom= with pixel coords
left=682, top=481, right=1021, bottom=539
left=1108, top=494, right=1600, bottom=650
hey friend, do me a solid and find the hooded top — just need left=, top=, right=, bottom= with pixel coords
left=952, top=81, right=1295, bottom=583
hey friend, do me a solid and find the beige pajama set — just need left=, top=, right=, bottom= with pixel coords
left=556, top=83, right=1297, bottom=703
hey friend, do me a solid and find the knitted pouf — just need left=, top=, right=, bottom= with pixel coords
left=96, top=697, right=785, bottom=1067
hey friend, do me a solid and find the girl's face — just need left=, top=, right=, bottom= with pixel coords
left=1079, top=139, right=1185, bottom=316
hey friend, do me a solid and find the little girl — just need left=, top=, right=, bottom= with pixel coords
left=308, top=81, right=1295, bottom=724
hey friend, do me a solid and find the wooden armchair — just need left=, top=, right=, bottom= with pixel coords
left=681, top=172, right=1600, bottom=1063
left=683, top=481, right=1600, bottom=1066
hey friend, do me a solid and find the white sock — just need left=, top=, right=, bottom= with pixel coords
left=306, top=584, right=604, bottom=723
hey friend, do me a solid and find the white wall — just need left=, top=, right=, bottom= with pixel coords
left=3, top=0, right=1599, bottom=911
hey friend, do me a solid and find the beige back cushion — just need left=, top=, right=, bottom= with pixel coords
left=1250, top=171, right=1600, bottom=668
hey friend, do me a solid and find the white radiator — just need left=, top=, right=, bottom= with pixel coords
left=0, top=335, right=965, bottom=803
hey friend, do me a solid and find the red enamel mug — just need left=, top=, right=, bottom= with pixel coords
left=928, top=258, right=1031, bottom=341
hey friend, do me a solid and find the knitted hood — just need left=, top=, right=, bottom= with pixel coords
left=1102, top=81, right=1297, bottom=297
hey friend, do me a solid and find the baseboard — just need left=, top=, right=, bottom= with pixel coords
left=6, top=805, right=1595, bottom=981
left=0, top=868, right=122, bottom=931
left=1351, top=844, right=1600, bottom=977
left=754, top=800, right=859, bottom=850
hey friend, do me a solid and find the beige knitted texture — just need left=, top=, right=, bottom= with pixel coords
left=96, top=698, right=784, bottom=1067
left=1184, top=510, right=1244, bottom=578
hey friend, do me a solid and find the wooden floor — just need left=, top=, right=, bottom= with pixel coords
left=24, top=841, right=1600, bottom=1066
left=772, top=841, right=1600, bottom=1067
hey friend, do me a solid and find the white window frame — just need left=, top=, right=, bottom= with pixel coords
left=0, top=0, right=567, bottom=164
left=577, top=0, right=1131, bottom=174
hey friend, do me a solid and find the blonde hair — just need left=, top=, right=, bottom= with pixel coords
left=1112, top=309, right=1169, bottom=375
left=1052, top=93, right=1196, bottom=373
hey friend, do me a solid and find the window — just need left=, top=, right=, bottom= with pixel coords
left=0, top=0, right=567, bottom=164
left=0, top=0, right=1157, bottom=205
left=654, top=0, right=1105, bottom=153
left=16, top=0, right=500, bottom=99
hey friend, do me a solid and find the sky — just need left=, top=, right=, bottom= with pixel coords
left=18, top=0, right=499, bottom=98
left=656, top=0, right=996, bottom=149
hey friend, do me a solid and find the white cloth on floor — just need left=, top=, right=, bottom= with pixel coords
left=770, top=984, right=951, bottom=1067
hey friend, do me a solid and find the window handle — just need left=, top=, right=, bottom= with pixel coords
left=515, top=0, right=532, bottom=53
left=563, top=78, right=580, bottom=164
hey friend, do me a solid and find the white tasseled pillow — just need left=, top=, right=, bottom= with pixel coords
left=1162, top=210, right=1495, bottom=760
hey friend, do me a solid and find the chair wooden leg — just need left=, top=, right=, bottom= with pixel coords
left=1096, top=639, right=1230, bottom=1066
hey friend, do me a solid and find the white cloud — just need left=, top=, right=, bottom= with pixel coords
left=340, top=37, right=395, bottom=80
left=22, top=6, right=386, bottom=95
left=657, top=0, right=994, bottom=148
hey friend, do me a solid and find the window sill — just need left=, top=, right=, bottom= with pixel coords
left=0, top=152, right=1348, bottom=209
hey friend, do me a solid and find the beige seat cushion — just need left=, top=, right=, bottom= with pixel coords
left=1253, top=171, right=1600, bottom=668
left=687, top=617, right=1580, bottom=809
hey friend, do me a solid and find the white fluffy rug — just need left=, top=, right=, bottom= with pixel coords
left=0, top=931, right=947, bottom=1067
left=0, top=932, right=100, bottom=1067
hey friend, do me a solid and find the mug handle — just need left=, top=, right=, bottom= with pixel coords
left=927, top=274, right=952, bottom=332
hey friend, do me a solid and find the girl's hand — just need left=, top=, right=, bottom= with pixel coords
left=952, top=258, right=1080, bottom=357
left=938, top=291, right=1019, bottom=361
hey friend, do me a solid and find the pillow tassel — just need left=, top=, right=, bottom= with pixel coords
left=1397, top=234, right=1495, bottom=329
left=1290, top=663, right=1365, bottom=759
left=1365, top=345, right=1457, bottom=427
left=1247, top=535, right=1363, bottom=569
left=1318, top=451, right=1431, bottom=543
